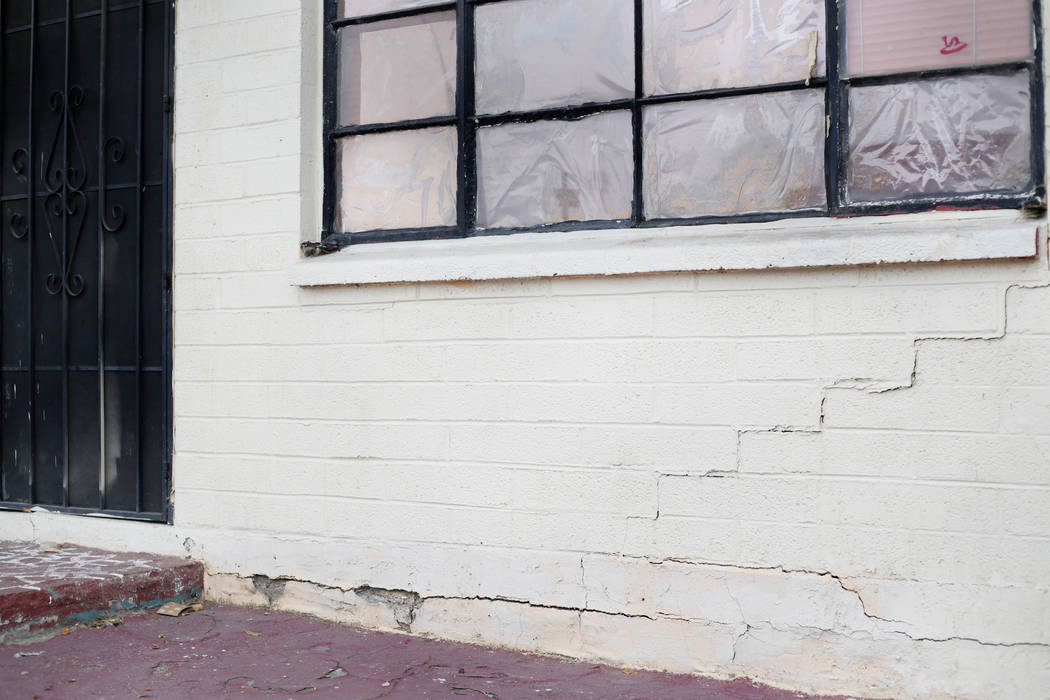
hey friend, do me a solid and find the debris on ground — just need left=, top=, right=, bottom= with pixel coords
left=155, top=602, right=203, bottom=617
left=90, top=618, right=122, bottom=629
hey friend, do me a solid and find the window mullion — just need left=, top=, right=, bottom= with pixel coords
left=825, top=0, right=843, bottom=216
left=321, top=0, right=339, bottom=241
left=456, top=0, right=478, bottom=235
left=631, top=0, right=644, bottom=225
left=1030, top=0, right=1047, bottom=204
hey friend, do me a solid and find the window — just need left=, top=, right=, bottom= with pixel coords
left=320, top=0, right=1043, bottom=248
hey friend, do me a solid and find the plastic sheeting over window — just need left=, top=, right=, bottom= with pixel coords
left=476, top=112, right=633, bottom=228
left=474, top=0, right=634, bottom=114
left=848, top=72, right=1031, bottom=202
left=339, top=0, right=447, bottom=19
left=338, top=13, right=456, bottom=125
left=844, top=0, right=1033, bottom=76
left=643, top=0, right=825, bottom=95
left=643, top=90, right=826, bottom=218
left=336, top=127, right=458, bottom=231
left=321, top=0, right=1040, bottom=244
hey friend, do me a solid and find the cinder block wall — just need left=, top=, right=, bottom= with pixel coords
left=5, top=2, right=1048, bottom=698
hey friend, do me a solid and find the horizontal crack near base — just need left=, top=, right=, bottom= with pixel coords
left=233, top=563, right=1049, bottom=650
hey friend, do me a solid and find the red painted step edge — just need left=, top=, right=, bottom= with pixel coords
left=0, top=557, right=202, bottom=642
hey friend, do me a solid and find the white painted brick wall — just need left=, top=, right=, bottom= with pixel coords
left=5, top=1, right=1048, bottom=698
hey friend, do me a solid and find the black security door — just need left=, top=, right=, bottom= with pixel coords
left=0, top=0, right=173, bottom=520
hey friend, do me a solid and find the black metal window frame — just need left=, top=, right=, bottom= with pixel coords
left=319, top=0, right=1046, bottom=249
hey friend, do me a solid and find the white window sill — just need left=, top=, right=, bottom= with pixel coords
left=289, top=210, right=1041, bottom=287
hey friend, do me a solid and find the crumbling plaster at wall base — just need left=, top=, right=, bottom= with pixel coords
left=204, top=564, right=1049, bottom=700
left=3, top=505, right=1049, bottom=699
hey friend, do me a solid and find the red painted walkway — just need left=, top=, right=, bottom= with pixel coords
left=0, top=604, right=851, bottom=699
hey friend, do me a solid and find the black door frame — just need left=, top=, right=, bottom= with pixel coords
left=0, top=0, right=174, bottom=523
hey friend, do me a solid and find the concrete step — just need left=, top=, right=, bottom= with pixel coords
left=0, top=541, right=202, bottom=644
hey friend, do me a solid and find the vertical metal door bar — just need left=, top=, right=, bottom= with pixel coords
left=26, top=0, right=36, bottom=503
left=60, top=0, right=71, bottom=507
left=0, top=0, right=6, bottom=501
left=134, top=0, right=144, bottom=512
left=161, top=0, right=173, bottom=521
left=96, top=0, right=107, bottom=511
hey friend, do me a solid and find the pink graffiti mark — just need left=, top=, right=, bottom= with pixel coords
left=940, top=35, right=969, bottom=55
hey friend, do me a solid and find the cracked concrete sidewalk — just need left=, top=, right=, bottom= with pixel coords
left=0, top=604, right=855, bottom=699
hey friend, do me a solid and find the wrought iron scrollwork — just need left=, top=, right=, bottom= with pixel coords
left=41, top=87, right=90, bottom=297
left=101, top=136, right=126, bottom=232
left=8, top=211, right=29, bottom=239
left=8, top=148, right=30, bottom=239
left=11, top=147, right=28, bottom=180
left=7, top=87, right=126, bottom=294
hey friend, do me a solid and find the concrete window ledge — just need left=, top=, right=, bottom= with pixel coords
left=289, top=210, right=1042, bottom=287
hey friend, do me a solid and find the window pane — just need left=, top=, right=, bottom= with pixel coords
left=338, top=13, right=456, bottom=125
left=477, top=112, right=633, bottom=228
left=848, top=72, right=1031, bottom=202
left=336, top=127, right=457, bottom=231
left=475, top=0, right=633, bottom=114
left=844, top=0, right=1033, bottom=77
left=644, top=91, right=826, bottom=218
left=643, top=0, right=825, bottom=96
left=339, top=0, right=447, bottom=19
